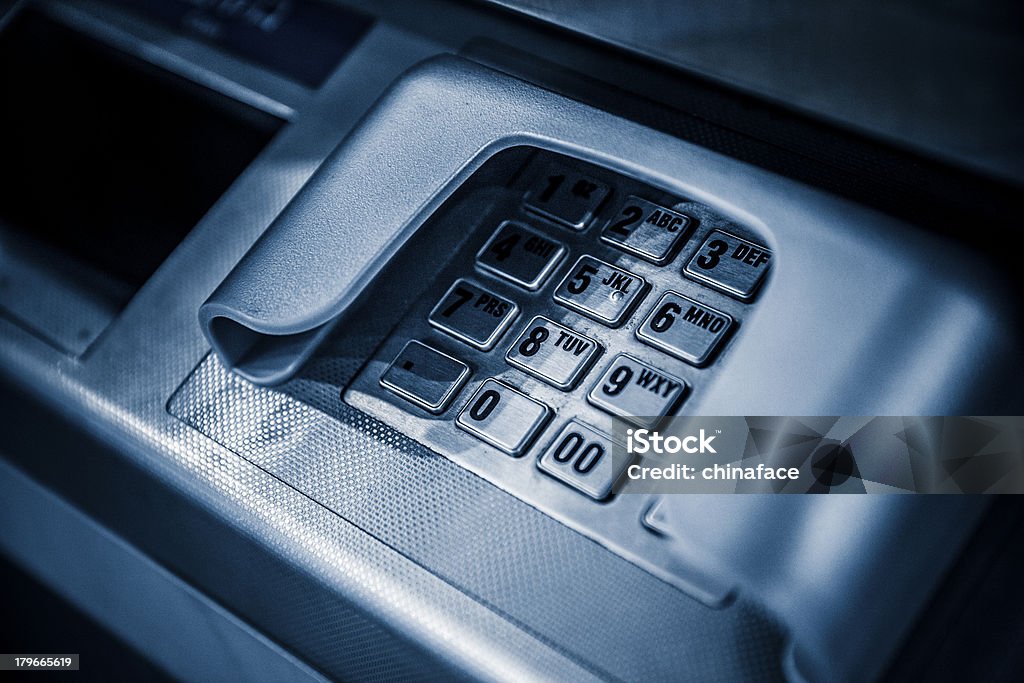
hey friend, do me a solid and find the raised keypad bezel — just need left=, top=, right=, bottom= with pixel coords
left=345, top=148, right=769, bottom=504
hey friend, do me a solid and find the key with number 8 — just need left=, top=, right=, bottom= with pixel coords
left=506, top=316, right=601, bottom=390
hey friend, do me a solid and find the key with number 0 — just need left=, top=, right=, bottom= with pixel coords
left=457, top=379, right=551, bottom=456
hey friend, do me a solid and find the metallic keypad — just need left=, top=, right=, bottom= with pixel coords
left=379, top=340, right=470, bottom=414
left=537, top=419, right=630, bottom=500
left=506, top=316, right=601, bottom=390
left=587, top=354, right=686, bottom=428
left=352, top=149, right=771, bottom=517
left=476, top=221, right=566, bottom=290
left=428, top=279, right=519, bottom=350
left=524, top=165, right=610, bottom=231
left=456, top=379, right=551, bottom=456
left=553, top=256, right=648, bottom=326
left=636, top=292, right=733, bottom=366
left=601, top=196, right=692, bottom=264
left=684, top=229, right=772, bottom=300
left=345, top=148, right=776, bottom=602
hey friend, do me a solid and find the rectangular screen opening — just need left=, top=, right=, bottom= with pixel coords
left=0, top=8, right=283, bottom=352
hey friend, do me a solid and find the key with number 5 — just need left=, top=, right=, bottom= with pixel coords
left=553, top=256, right=648, bottom=326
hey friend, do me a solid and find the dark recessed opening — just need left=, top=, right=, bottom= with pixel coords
left=0, top=8, right=283, bottom=304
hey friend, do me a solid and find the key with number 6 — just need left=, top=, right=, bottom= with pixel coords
left=636, top=292, right=733, bottom=365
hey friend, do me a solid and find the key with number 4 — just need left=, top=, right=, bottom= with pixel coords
left=476, top=221, right=566, bottom=290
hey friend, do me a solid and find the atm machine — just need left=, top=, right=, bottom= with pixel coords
left=0, top=2, right=1022, bottom=681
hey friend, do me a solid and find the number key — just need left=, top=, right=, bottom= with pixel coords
left=588, top=354, right=686, bottom=427
left=506, top=316, right=601, bottom=390
left=601, top=196, right=693, bottom=264
left=538, top=419, right=631, bottom=500
left=476, top=221, right=566, bottom=290
left=524, top=166, right=610, bottom=231
left=553, top=256, right=647, bottom=326
left=428, top=279, right=518, bottom=350
left=635, top=292, right=733, bottom=366
left=684, top=230, right=772, bottom=300
left=456, top=379, right=551, bottom=456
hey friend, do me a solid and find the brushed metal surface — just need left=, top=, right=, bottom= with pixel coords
left=684, top=229, right=773, bottom=300
left=537, top=419, right=626, bottom=500
left=456, top=378, right=552, bottom=456
left=552, top=255, right=648, bottom=326
left=379, top=340, right=471, bottom=414
left=428, top=279, right=520, bottom=351
left=506, top=315, right=602, bottom=390
left=586, top=353, right=686, bottom=428
left=599, top=195, right=693, bottom=265
left=636, top=292, right=733, bottom=366
left=475, top=221, right=567, bottom=291
left=0, top=7, right=1013, bottom=681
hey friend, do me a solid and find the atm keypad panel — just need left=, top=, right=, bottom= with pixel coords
left=346, top=148, right=771, bottom=503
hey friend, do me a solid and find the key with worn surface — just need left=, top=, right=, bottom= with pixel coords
left=428, top=279, right=518, bottom=350
left=506, top=316, right=601, bottom=390
left=379, top=340, right=470, bottom=414
left=553, top=256, right=647, bottom=327
left=684, top=230, right=771, bottom=300
left=601, top=196, right=693, bottom=264
left=456, top=379, right=551, bottom=456
left=636, top=292, right=733, bottom=366
left=476, top=221, right=566, bottom=290
left=587, top=354, right=686, bottom=427
left=524, top=165, right=610, bottom=231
